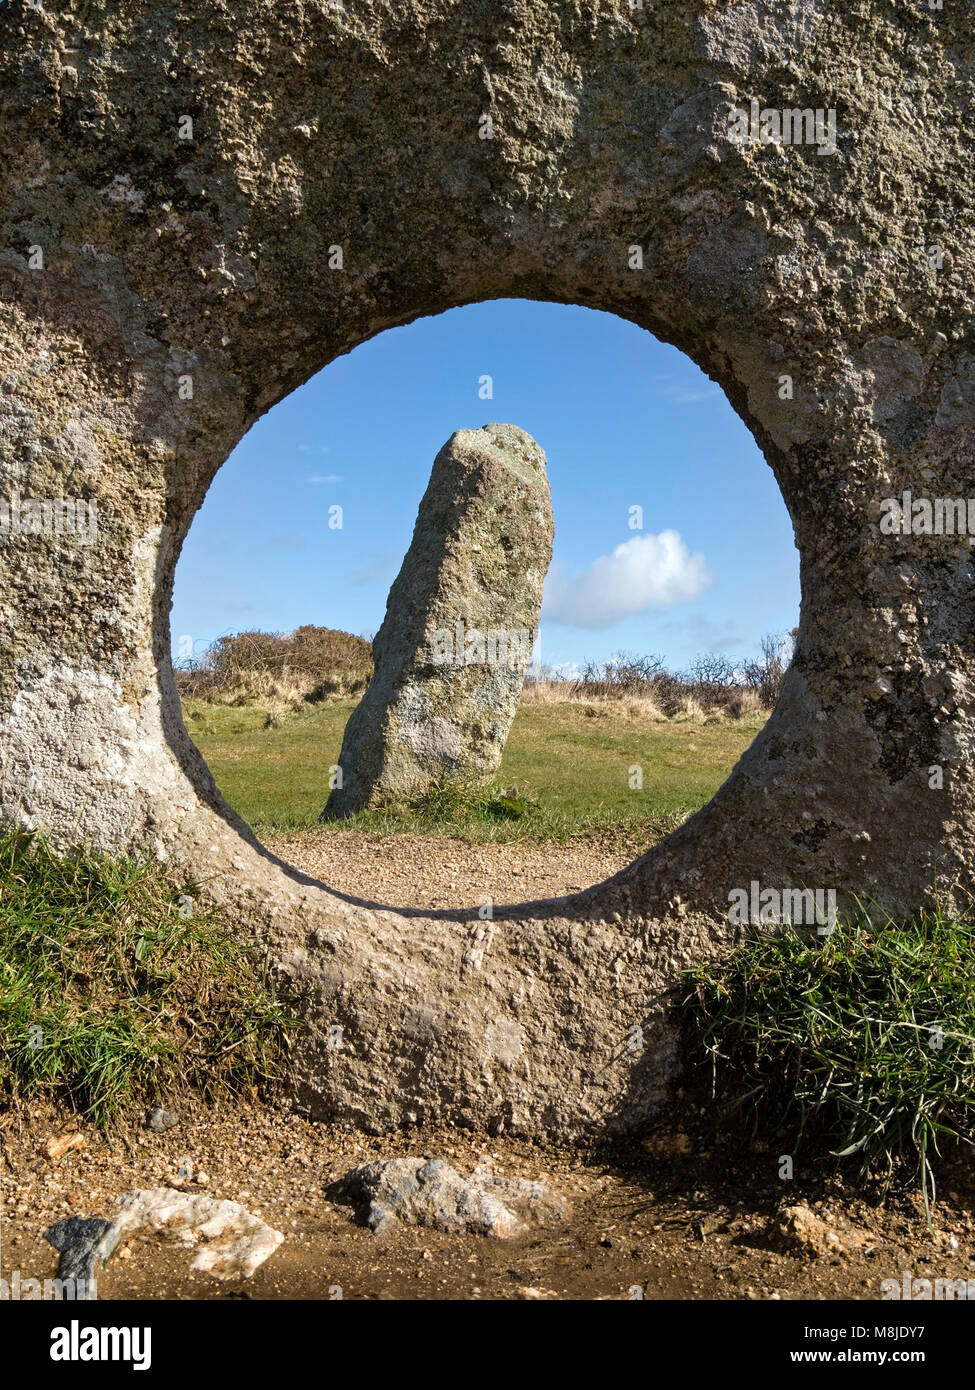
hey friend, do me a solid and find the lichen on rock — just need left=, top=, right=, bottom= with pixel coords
left=325, top=423, right=552, bottom=817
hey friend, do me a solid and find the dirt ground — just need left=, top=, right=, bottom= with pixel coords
left=2, top=1096, right=973, bottom=1302
left=264, top=828, right=633, bottom=909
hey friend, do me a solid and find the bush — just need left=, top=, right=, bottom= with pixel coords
left=524, top=633, right=795, bottom=717
left=679, top=908, right=975, bottom=1210
left=175, top=625, right=372, bottom=705
left=740, top=631, right=795, bottom=709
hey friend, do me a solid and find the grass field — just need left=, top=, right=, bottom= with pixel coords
left=182, top=696, right=765, bottom=843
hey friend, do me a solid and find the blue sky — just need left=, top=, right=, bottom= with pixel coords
left=172, top=299, right=800, bottom=674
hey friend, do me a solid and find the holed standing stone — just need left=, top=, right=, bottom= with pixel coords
left=324, top=424, right=553, bottom=817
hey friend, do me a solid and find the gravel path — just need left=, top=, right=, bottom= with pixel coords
left=265, top=830, right=635, bottom=910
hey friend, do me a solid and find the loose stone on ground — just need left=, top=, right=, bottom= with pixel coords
left=329, top=1156, right=569, bottom=1238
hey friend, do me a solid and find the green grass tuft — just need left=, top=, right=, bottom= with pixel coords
left=679, top=907, right=975, bottom=1211
left=323, top=772, right=691, bottom=846
left=0, top=830, right=296, bottom=1125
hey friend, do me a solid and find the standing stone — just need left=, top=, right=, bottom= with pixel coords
left=324, top=424, right=553, bottom=817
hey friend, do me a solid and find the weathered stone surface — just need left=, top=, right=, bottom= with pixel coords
left=44, top=1191, right=283, bottom=1286
left=146, top=1106, right=179, bottom=1134
left=1, top=2, right=974, bottom=1141
left=43, top=1215, right=120, bottom=1298
left=326, top=424, right=552, bottom=816
left=330, top=1157, right=568, bottom=1238
left=772, top=1204, right=868, bottom=1261
left=113, top=1189, right=284, bottom=1279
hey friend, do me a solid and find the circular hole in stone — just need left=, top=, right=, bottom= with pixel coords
left=171, top=300, right=799, bottom=912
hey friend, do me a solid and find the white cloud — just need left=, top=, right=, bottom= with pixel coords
left=654, top=373, right=721, bottom=407
left=349, top=554, right=398, bottom=585
left=657, top=612, right=745, bottom=653
left=668, top=386, right=720, bottom=405
left=306, top=473, right=344, bottom=484
left=543, top=531, right=713, bottom=630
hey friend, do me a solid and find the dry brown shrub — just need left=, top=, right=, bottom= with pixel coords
left=175, top=626, right=373, bottom=707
